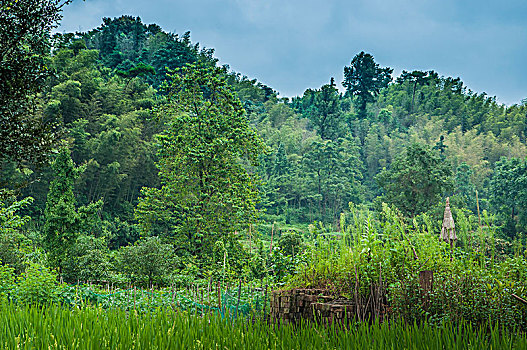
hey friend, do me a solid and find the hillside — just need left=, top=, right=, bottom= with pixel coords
left=2, top=15, right=527, bottom=279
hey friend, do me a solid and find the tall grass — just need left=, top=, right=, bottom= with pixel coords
left=1, top=303, right=525, bottom=349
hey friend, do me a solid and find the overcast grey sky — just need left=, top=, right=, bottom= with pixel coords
left=59, top=0, right=527, bottom=105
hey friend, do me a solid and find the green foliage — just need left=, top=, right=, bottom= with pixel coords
left=390, top=256, right=527, bottom=327
left=268, top=247, right=297, bottom=282
left=1, top=303, right=526, bottom=349
left=343, top=51, right=393, bottom=119
left=395, top=70, right=439, bottom=116
left=15, top=263, right=59, bottom=305
left=103, top=217, right=140, bottom=249
left=489, top=157, right=527, bottom=238
left=305, top=83, right=344, bottom=140
left=1, top=14, right=527, bottom=301
left=0, top=262, right=15, bottom=302
left=116, top=62, right=155, bottom=80
left=290, top=204, right=527, bottom=329
left=454, top=162, right=476, bottom=210
left=277, top=231, right=304, bottom=258
left=4, top=13, right=521, bottom=243
left=43, top=148, right=102, bottom=273
left=0, top=197, right=34, bottom=273
left=118, top=236, right=174, bottom=287
left=76, top=16, right=216, bottom=88
left=302, top=136, right=363, bottom=223
left=0, top=0, right=68, bottom=169
left=136, top=62, right=266, bottom=262
left=62, top=235, right=111, bottom=283
left=377, top=143, right=453, bottom=218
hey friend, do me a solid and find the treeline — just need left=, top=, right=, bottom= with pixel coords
left=2, top=14, right=527, bottom=286
left=6, top=16, right=527, bottom=234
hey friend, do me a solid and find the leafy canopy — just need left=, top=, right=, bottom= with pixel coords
left=343, top=51, right=392, bottom=119
left=377, top=143, right=453, bottom=218
left=136, top=62, right=266, bottom=262
left=43, top=148, right=102, bottom=272
left=0, top=0, right=70, bottom=170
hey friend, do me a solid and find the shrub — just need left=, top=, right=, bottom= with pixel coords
left=118, top=236, right=174, bottom=287
left=0, top=197, right=34, bottom=273
left=62, top=235, right=111, bottom=283
left=16, top=263, right=60, bottom=305
left=0, top=261, right=15, bottom=302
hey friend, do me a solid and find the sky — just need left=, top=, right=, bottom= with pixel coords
left=58, top=0, right=527, bottom=105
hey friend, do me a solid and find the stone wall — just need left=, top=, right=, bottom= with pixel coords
left=270, top=289, right=354, bottom=325
left=270, top=285, right=390, bottom=325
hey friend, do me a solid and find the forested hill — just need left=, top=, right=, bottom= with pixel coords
left=4, top=15, right=527, bottom=248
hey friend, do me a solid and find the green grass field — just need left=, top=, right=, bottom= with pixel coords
left=1, top=303, right=526, bottom=349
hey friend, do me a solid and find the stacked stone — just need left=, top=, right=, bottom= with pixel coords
left=270, top=289, right=354, bottom=325
left=311, top=298, right=355, bottom=325
left=270, top=289, right=326, bottom=324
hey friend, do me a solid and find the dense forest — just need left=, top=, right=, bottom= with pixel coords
left=2, top=14, right=527, bottom=282
left=2, top=5, right=527, bottom=346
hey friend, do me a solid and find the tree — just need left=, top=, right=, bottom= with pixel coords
left=363, top=123, right=389, bottom=191
left=62, top=235, right=111, bottom=283
left=306, top=83, right=343, bottom=140
left=454, top=162, right=476, bottom=209
left=0, top=197, right=34, bottom=273
left=135, top=62, right=266, bottom=263
left=118, top=236, right=174, bottom=287
left=116, top=62, right=156, bottom=83
left=269, top=143, right=293, bottom=215
left=277, top=231, right=304, bottom=258
left=43, top=148, right=102, bottom=273
left=396, top=70, right=437, bottom=114
left=0, top=0, right=70, bottom=170
left=489, top=157, right=527, bottom=238
left=343, top=51, right=392, bottom=119
left=302, top=136, right=363, bottom=223
left=433, top=135, right=447, bottom=159
left=377, top=143, right=453, bottom=218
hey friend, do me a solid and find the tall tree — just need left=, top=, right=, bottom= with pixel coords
left=43, top=148, right=102, bottom=273
left=307, top=83, right=343, bottom=140
left=377, top=143, right=452, bottom=218
left=489, top=157, right=527, bottom=238
left=0, top=0, right=70, bottom=171
left=395, top=70, right=437, bottom=114
left=303, top=136, right=363, bottom=223
left=343, top=51, right=392, bottom=119
left=135, top=63, right=266, bottom=262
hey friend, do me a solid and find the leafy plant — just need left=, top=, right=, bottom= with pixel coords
left=15, top=263, right=60, bottom=305
left=0, top=261, right=15, bottom=302
left=135, top=62, right=266, bottom=264
left=0, top=197, right=34, bottom=273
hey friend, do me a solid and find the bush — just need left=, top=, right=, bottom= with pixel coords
left=16, top=263, right=60, bottom=305
left=62, top=235, right=111, bottom=283
left=277, top=231, right=304, bottom=258
left=0, top=261, right=15, bottom=302
left=118, top=236, right=174, bottom=287
left=0, top=197, right=34, bottom=273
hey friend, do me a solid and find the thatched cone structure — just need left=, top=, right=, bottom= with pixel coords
left=441, top=197, right=457, bottom=243
left=441, top=197, right=457, bottom=259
